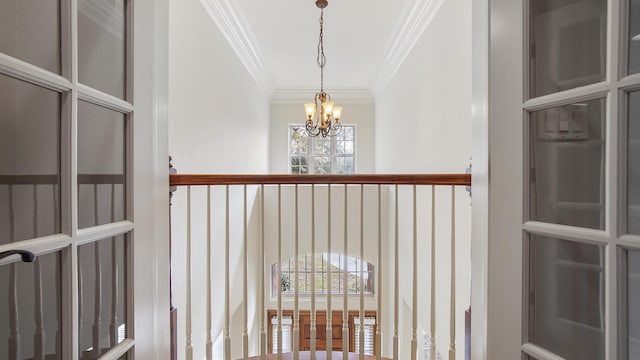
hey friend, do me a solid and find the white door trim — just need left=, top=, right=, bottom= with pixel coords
left=131, top=0, right=170, bottom=358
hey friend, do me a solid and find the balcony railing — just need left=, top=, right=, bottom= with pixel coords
left=169, top=173, right=471, bottom=360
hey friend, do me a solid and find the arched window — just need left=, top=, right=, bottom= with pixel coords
left=271, top=253, right=374, bottom=296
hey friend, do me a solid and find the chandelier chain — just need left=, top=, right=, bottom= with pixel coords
left=317, top=9, right=326, bottom=91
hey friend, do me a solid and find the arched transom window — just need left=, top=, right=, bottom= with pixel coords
left=271, top=253, right=374, bottom=296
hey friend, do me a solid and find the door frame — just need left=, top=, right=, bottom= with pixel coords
left=471, top=0, right=524, bottom=359
left=131, top=0, right=170, bottom=358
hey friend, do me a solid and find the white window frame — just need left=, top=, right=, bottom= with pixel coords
left=288, top=124, right=356, bottom=174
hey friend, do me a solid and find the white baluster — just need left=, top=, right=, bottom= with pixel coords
left=9, top=263, right=21, bottom=360
left=376, top=184, right=382, bottom=360
left=260, top=184, right=267, bottom=359
left=310, top=184, right=316, bottom=360
left=359, top=185, right=364, bottom=360
left=277, top=185, right=283, bottom=360
left=449, top=186, right=456, bottom=360
left=33, top=185, right=45, bottom=360
left=109, top=183, right=119, bottom=348
left=393, top=185, right=399, bottom=360
left=243, top=185, right=249, bottom=359
left=411, top=185, right=417, bottom=360
left=186, top=186, right=193, bottom=360
left=93, top=184, right=103, bottom=357
left=225, top=185, right=231, bottom=360
left=53, top=184, right=61, bottom=357
left=326, top=185, right=332, bottom=359
left=343, top=184, right=349, bottom=360
left=8, top=185, right=21, bottom=360
left=206, top=186, right=212, bottom=360
left=430, top=186, right=436, bottom=360
left=294, top=185, right=300, bottom=360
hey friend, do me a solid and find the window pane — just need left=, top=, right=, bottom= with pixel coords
left=272, top=254, right=374, bottom=296
left=290, top=127, right=309, bottom=155
left=78, top=0, right=126, bottom=99
left=0, top=0, right=61, bottom=74
left=629, top=0, right=640, bottom=74
left=529, top=0, right=606, bottom=98
left=0, top=74, right=61, bottom=245
left=338, top=126, right=354, bottom=141
left=314, top=138, right=331, bottom=155
left=77, top=101, right=126, bottom=229
left=629, top=92, right=640, bottom=235
left=627, top=249, right=640, bottom=359
left=528, top=234, right=604, bottom=360
left=313, top=157, right=331, bottom=174
left=337, top=157, right=354, bottom=174
left=0, top=251, right=62, bottom=360
left=78, top=234, right=128, bottom=358
left=529, top=98, right=605, bottom=229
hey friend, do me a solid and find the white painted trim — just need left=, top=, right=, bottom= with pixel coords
left=76, top=221, right=135, bottom=246
left=131, top=0, right=171, bottom=358
left=271, top=88, right=373, bottom=104
left=369, top=0, right=446, bottom=97
left=522, top=221, right=612, bottom=245
left=0, top=235, right=72, bottom=266
left=470, top=0, right=489, bottom=359
left=0, top=53, right=72, bottom=92
left=94, top=338, right=135, bottom=360
left=521, top=343, right=566, bottom=360
left=77, top=83, right=134, bottom=113
left=199, top=0, right=274, bottom=96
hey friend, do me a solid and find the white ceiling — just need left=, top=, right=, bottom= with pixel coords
left=234, top=0, right=415, bottom=92
left=201, top=0, right=445, bottom=97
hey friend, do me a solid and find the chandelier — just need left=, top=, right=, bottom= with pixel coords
left=303, top=0, right=342, bottom=138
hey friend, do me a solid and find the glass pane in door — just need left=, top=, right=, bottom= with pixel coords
left=629, top=92, right=640, bottom=235
left=528, top=234, right=605, bottom=359
left=78, top=234, right=127, bottom=359
left=0, top=251, right=62, bottom=360
left=628, top=0, right=640, bottom=74
left=78, top=0, right=126, bottom=99
left=529, top=98, right=605, bottom=229
left=77, top=100, right=126, bottom=229
left=626, top=249, right=640, bottom=359
left=0, top=0, right=61, bottom=74
left=529, top=0, right=606, bottom=98
left=0, top=74, right=61, bottom=245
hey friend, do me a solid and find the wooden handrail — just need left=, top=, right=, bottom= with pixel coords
left=170, top=173, right=471, bottom=186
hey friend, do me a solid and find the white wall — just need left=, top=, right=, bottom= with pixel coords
left=269, top=101, right=375, bottom=174
left=374, top=1, right=472, bottom=359
left=168, top=0, right=270, bottom=359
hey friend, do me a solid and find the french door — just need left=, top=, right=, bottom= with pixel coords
left=0, top=1, right=168, bottom=359
left=488, top=0, right=640, bottom=359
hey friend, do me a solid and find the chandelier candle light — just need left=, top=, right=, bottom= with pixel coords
left=304, top=0, right=343, bottom=138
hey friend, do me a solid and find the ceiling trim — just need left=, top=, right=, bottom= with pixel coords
left=200, top=0, right=274, bottom=95
left=271, top=88, right=374, bottom=104
left=370, top=0, right=446, bottom=97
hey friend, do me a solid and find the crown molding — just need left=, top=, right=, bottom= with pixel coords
left=370, top=0, right=446, bottom=98
left=270, top=88, right=374, bottom=104
left=200, top=0, right=274, bottom=95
